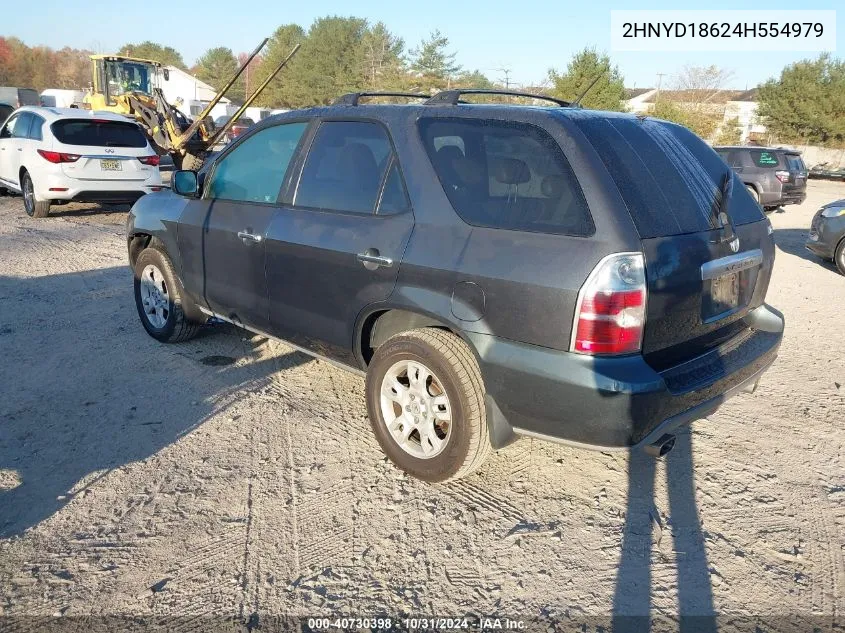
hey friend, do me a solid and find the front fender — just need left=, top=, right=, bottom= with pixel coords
left=126, top=190, right=189, bottom=271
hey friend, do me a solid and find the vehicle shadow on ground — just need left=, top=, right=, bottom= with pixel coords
left=611, top=428, right=717, bottom=632
left=0, top=266, right=310, bottom=538
left=773, top=228, right=838, bottom=271
left=47, top=203, right=133, bottom=218
left=0, top=194, right=131, bottom=219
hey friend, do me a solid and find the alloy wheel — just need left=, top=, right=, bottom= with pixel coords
left=379, top=359, right=452, bottom=459
left=139, top=264, right=171, bottom=329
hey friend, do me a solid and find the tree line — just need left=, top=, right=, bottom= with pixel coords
left=2, top=20, right=843, bottom=148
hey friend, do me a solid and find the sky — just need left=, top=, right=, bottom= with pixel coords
left=4, top=0, right=841, bottom=90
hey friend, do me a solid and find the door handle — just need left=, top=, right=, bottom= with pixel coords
left=237, top=230, right=263, bottom=244
left=357, top=249, right=393, bottom=270
left=17, top=148, right=22, bottom=152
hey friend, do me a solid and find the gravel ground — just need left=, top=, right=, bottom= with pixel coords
left=0, top=182, right=843, bottom=631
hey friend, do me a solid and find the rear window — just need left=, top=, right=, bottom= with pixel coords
left=419, top=118, right=594, bottom=236
left=51, top=119, right=147, bottom=148
left=786, top=154, right=806, bottom=172
left=571, top=117, right=763, bottom=238
left=750, top=150, right=781, bottom=167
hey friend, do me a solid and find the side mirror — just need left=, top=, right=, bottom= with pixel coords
left=172, top=170, right=198, bottom=197
left=163, top=68, right=170, bottom=81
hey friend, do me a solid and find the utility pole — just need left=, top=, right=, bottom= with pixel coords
left=655, top=72, right=666, bottom=104
left=496, top=67, right=512, bottom=90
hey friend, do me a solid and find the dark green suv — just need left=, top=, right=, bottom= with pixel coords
left=126, top=90, right=784, bottom=482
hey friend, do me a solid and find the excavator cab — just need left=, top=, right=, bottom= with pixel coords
left=85, top=56, right=161, bottom=112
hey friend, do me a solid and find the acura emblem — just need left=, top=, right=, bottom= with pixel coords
left=729, top=237, right=740, bottom=253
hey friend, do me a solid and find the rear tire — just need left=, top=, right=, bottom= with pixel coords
left=22, top=172, right=50, bottom=218
left=835, top=239, right=845, bottom=276
left=133, top=246, right=202, bottom=343
left=365, top=328, right=492, bottom=482
left=745, top=185, right=760, bottom=208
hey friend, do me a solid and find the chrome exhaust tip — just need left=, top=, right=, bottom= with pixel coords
left=644, top=434, right=676, bottom=458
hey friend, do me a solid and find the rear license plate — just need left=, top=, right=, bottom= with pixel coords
left=709, top=272, right=740, bottom=315
left=100, top=159, right=122, bottom=171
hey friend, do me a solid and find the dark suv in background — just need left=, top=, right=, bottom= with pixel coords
left=127, top=90, right=784, bottom=482
left=715, top=145, right=808, bottom=212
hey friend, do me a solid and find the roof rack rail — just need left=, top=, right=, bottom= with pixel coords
left=333, top=92, right=430, bottom=106
left=424, top=89, right=571, bottom=107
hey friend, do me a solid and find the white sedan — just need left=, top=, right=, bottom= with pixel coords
left=0, top=106, right=162, bottom=218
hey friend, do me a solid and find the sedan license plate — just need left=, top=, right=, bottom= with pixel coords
left=100, top=159, right=122, bottom=171
left=710, top=272, right=740, bottom=315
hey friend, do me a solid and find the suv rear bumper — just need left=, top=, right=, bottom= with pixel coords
left=760, top=189, right=806, bottom=207
left=467, top=303, right=784, bottom=451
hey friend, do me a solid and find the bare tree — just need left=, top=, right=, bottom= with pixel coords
left=672, top=65, right=735, bottom=104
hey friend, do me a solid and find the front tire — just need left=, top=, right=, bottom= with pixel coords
left=365, top=328, right=492, bottom=482
left=22, top=172, right=50, bottom=218
left=835, top=239, right=845, bottom=276
left=133, top=247, right=201, bottom=343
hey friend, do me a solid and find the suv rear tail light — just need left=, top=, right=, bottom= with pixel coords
left=775, top=170, right=790, bottom=183
left=138, top=155, right=160, bottom=166
left=571, top=252, right=647, bottom=355
left=37, top=150, right=80, bottom=164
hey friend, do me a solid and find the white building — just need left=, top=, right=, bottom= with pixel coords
left=624, top=88, right=657, bottom=113
left=160, top=66, right=231, bottom=120
left=723, top=89, right=766, bottom=142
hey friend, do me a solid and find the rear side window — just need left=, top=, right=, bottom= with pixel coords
left=208, top=121, right=307, bottom=203
left=377, top=160, right=410, bottom=215
left=419, top=118, right=594, bottom=236
left=572, top=117, right=763, bottom=237
left=750, top=150, right=781, bottom=167
left=716, top=150, right=741, bottom=167
left=27, top=114, right=44, bottom=140
left=295, top=121, right=392, bottom=214
left=51, top=120, right=148, bottom=148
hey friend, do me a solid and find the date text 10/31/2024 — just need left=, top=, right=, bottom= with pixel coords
left=305, top=617, right=527, bottom=630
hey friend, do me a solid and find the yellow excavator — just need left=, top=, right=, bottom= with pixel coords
left=82, top=38, right=299, bottom=170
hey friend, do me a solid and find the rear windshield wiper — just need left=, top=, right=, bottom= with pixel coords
left=713, top=170, right=738, bottom=246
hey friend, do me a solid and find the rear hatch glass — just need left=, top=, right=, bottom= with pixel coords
left=786, top=154, right=807, bottom=173
left=51, top=120, right=147, bottom=148
left=570, top=117, right=763, bottom=238
left=571, top=116, right=772, bottom=367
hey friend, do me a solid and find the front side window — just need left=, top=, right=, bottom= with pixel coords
left=207, top=122, right=307, bottom=203
left=295, top=121, right=392, bottom=214
left=419, top=118, right=594, bottom=236
left=0, top=114, right=19, bottom=139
